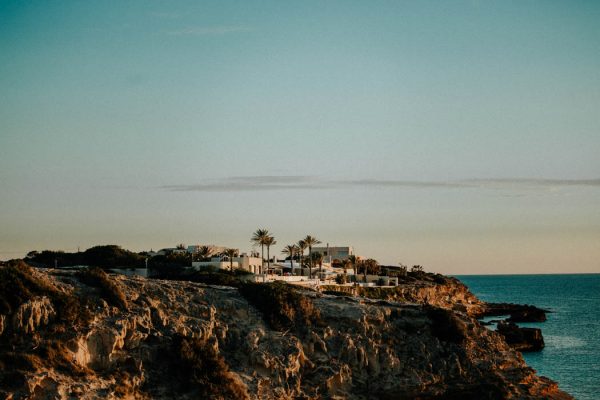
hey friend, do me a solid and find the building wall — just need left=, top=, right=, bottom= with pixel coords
left=311, top=246, right=354, bottom=262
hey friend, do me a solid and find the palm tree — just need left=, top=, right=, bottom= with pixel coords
left=311, top=252, right=324, bottom=280
left=342, top=258, right=351, bottom=275
left=297, top=240, right=307, bottom=275
left=303, top=235, right=321, bottom=278
left=197, top=245, right=214, bottom=261
left=251, top=229, right=270, bottom=274
left=264, top=235, right=277, bottom=275
left=282, top=244, right=298, bottom=271
left=222, top=248, right=238, bottom=273
left=348, top=255, right=358, bottom=276
left=363, top=258, right=379, bottom=282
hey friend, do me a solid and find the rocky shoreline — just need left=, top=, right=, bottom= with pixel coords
left=0, top=263, right=572, bottom=399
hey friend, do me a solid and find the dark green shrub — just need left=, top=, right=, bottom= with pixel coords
left=238, top=282, right=321, bottom=332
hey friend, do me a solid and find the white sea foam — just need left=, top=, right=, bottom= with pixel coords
left=545, top=335, right=586, bottom=350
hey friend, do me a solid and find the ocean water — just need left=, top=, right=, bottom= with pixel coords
left=457, top=274, right=600, bottom=400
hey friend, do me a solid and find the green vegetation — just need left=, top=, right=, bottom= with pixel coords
left=147, top=252, right=190, bottom=268
left=251, top=229, right=271, bottom=274
left=302, top=235, right=321, bottom=279
left=151, top=265, right=250, bottom=287
left=238, top=282, right=321, bottom=332
left=28, top=245, right=145, bottom=268
left=221, top=248, right=239, bottom=273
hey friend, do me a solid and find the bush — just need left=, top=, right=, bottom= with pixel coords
left=78, top=267, right=128, bottom=310
left=425, top=306, right=468, bottom=344
left=151, top=267, right=244, bottom=287
left=238, top=282, right=321, bottom=332
left=169, top=335, right=249, bottom=399
left=0, top=261, right=57, bottom=315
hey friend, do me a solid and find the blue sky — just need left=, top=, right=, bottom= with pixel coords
left=1, top=1, right=599, bottom=273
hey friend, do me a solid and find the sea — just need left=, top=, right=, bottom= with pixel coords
left=456, top=274, right=600, bottom=400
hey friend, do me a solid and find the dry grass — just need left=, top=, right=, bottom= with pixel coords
left=165, top=335, right=249, bottom=399
left=238, top=281, right=321, bottom=332
left=77, top=267, right=128, bottom=310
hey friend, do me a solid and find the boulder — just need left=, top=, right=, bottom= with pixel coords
left=497, top=321, right=545, bottom=352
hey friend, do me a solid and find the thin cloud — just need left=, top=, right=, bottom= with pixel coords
left=161, top=176, right=600, bottom=193
left=166, top=26, right=253, bottom=36
left=163, top=176, right=326, bottom=192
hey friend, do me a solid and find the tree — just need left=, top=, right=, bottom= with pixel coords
left=398, top=262, right=408, bottom=276
left=222, top=248, right=239, bottom=273
left=302, top=235, right=321, bottom=278
left=264, top=235, right=277, bottom=275
left=311, top=252, right=324, bottom=280
left=297, top=240, right=307, bottom=275
left=348, top=255, right=359, bottom=277
left=196, top=246, right=214, bottom=262
left=411, top=265, right=424, bottom=274
left=251, top=229, right=270, bottom=274
left=342, top=258, right=351, bottom=275
left=362, top=258, right=380, bottom=282
left=282, top=244, right=298, bottom=269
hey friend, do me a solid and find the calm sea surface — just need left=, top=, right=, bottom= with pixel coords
left=456, top=274, right=600, bottom=400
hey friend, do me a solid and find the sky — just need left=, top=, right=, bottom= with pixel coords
left=1, top=0, right=599, bottom=274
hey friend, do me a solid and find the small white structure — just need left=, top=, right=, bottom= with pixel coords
left=192, top=254, right=262, bottom=273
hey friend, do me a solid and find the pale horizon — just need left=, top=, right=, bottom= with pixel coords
left=1, top=1, right=599, bottom=274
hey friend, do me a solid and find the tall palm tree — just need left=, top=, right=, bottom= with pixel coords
left=264, top=235, right=277, bottom=275
left=297, top=240, right=307, bottom=275
left=222, top=248, right=238, bottom=273
left=303, top=235, right=321, bottom=278
left=251, top=229, right=270, bottom=274
left=282, top=244, right=298, bottom=270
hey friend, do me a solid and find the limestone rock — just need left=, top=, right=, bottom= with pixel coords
left=0, top=267, right=572, bottom=400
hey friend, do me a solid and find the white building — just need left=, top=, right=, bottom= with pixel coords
left=311, top=245, right=354, bottom=263
left=192, top=253, right=262, bottom=274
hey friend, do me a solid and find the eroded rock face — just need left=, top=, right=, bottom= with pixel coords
left=0, top=269, right=572, bottom=400
left=11, top=296, right=56, bottom=334
left=497, top=321, right=545, bottom=352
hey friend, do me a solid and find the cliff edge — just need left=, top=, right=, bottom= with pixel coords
left=0, top=263, right=571, bottom=399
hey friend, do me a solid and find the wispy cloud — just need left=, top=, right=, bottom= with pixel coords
left=161, top=176, right=600, bottom=193
left=163, top=176, right=326, bottom=192
left=166, top=25, right=253, bottom=36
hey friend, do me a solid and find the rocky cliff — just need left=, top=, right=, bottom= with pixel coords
left=0, top=263, right=572, bottom=399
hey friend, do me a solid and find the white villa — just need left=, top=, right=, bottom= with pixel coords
left=192, top=253, right=262, bottom=274
left=311, top=245, right=354, bottom=263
